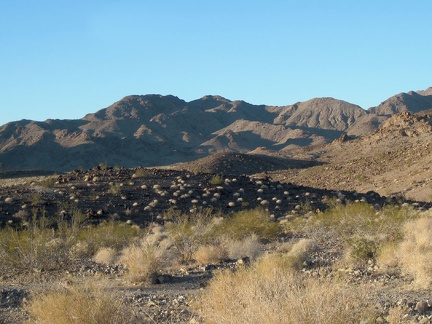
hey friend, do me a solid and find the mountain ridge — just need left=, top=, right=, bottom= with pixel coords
left=0, top=87, right=431, bottom=172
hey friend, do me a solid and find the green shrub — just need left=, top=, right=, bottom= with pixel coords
left=164, top=209, right=216, bottom=261
left=211, top=208, right=283, bottom=240
left=0, top=212, right=71, bottom=272
left=37, top=176, right=57, bottom=188
left=0, top=208, right=140, bottom=274
left=75, top=220, right=141, bottom=258
left=286, top=203, right=419, bottom=265
left=208, top=174, right=224, bottom=186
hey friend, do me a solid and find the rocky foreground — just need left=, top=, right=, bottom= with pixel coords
left=0, top=165, right=407, bottom=229
left=1, top=167, right=432, bottom=323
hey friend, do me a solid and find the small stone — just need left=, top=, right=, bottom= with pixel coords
left=416, top=300, right=429, bottom=314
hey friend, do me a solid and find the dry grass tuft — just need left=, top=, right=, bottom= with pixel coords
left=223, top=234, right=263, bottom=260
left=194, top=255, right=376, bottom=324
left=27, top=280, right=135, bottom=324
left=93, top=247, right=117, bottom=265
left=397, top=215, right=432, bottom=288
left=118, top=233, right=172, bottom=283
left=192, top=245, right=224, bottom=265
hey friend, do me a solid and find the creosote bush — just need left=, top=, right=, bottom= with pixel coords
left=211, top=208, right=283, bottom=240
left=208, top=174, right=224, bottom=186
left=165, top=208, right=282, bottom=262
left=0, top=208, right=141, bottom=274
left=0, top=211, right=71, bottom=273
left=75, top=220, right=141, bottom=258
left=287, top=202, right=419, bottom=265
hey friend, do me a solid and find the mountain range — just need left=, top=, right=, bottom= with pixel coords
left=0, top=87, right=431, bottom=172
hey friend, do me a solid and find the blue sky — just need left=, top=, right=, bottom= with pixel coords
left=1, top=1, right=431, bottom=125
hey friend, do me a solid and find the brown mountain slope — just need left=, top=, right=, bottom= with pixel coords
left=1, top=88, right=431, bottom=172
left=271, top=111, right=432, bottom=201
left=369, top=88, right=432, bottom=116
left=275, top=97, right=366, bottom=131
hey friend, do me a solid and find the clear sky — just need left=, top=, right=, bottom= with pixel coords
left=1, top=1, right=431, bottom=126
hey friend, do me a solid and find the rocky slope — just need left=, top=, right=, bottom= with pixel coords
left=271, top=111, right=432, bottom=201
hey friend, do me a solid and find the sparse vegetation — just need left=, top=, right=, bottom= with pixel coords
left=208, top=174, right=224, bottom=186
left=132, top=167, right=152, bottom=178
left=38, top=176, right=57, bottom=188
left=210, top=208, right=283, bottom=240
left=0, top=208, right=141, bottom=274
left=396, top=215, right=432, bottom=288
left=119, top=229, right=172, bottom=283
left=108, top=182, right=122, bottom=195
left=1, top=164, right=432, bottom=323
left=194, top=255, right=376, bottom=324
left=287, top=202, right=419, bottom=265
left=27, top=280, right=135, bottom=324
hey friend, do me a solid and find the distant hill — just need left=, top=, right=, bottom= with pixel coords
left=0, top=87, right=431, bottom=172
left=369, top=87, right=432, bottom=116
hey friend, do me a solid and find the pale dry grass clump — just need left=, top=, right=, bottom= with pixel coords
left=397, top=216, right=432, bottom=288
left=386, top=305, right=409, bottom=324
left=223, top=234, right=263, bottom=260
left=118, top=233, right=172, bottom=283
left=93, top=247, right=117, bottom=265
left=195, top=254, right=376, bottom=324
left=27, top=281, right=135, bottom=324
left=193, top=245, right=225, bottom=264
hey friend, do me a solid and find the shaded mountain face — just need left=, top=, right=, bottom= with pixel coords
left=0, top=88, right=431, bottom=172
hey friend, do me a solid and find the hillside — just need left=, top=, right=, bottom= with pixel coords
left=0, top=88, right=431, bottom=172
left=271, top=111, right=432, bottom=201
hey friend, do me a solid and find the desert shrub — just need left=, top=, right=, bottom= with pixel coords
left=211, top=208, right=283, bottom=240
left=93, top=247, right=117, bottom=265
left=132, top=167, right=152, bottom=178
left=192, top=245, right=225, bottom=265
left=256, top=239, right=316, bottom=272
left=164, top=209, right=216, bottom=261
left=194, top=254, right=376, bottom=324
left=27, top=281, right=135, bottom=324
left=0, top=208, right=140, bottom=274
left=346, top=236, right=379, bottom=263
left=38, top=176, right=57, bottom=188
left=396, top=216, right=432, bottom=288
left=118, top=232, right=172, bottom=283
left=208, top=174, right=224, bottom=186
left=222, top=234, right=263, bottom=260
left=108, top=182, right=122, bottom=195
left=75, top=220, right=141, bottom=258
left=0, top=213, right=72, bottom=273
left=376, top=242, right=400, bottom=273
left=288, top=203, right=419, bottom=265
left=386, top=305, right=409, bottom=324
